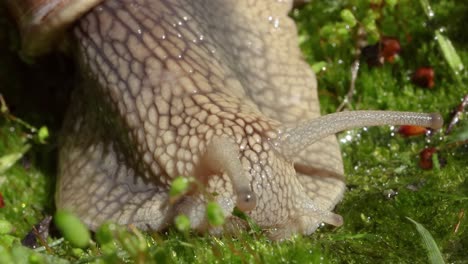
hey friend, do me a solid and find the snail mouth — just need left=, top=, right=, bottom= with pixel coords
left=292, top=188, right=344, bottom=232
left=298, top=204, right=344, bottom=227
left=265, top=209, right=344, bottom=240
left=241, top=152, right=345, bottom=239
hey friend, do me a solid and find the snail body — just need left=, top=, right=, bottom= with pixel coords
left=8, top=0, right=442, bottom=239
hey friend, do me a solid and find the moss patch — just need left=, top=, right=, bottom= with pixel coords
left=0, top=0, right=467, bottom=263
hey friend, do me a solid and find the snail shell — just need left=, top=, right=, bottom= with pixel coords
left=7, top=0, right=104, bottom=56
left=8, top=0, right=443, bottom=239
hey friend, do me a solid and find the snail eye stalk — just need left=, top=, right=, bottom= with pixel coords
left=276, top=111, right=443, bottom=158
left=202, top=136, right=257, bottom=212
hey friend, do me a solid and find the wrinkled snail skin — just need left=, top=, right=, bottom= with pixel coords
left=10, top=0, right=442, bottom=239
left=56, top=0, right=346, bottom=239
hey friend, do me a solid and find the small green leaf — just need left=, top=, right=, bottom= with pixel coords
left=319, top=24, right=335, bottom=38
left=385, top=0, right=398, bottom=9
left=0, top=144, right=30, bottom=174
left=95, top=222, right=117, bottom=245
left=0, top=245, right=14, bottom=264
left=407, top=217, right=445, bottom=264
left=54, top=210, right=91, bottom=248
left=174, top=214, right=191, bottom=232
left=0, top=220, right=13, bottom=235
left=435, top=31, right=464, bottom=77
left=311, top=61, right=327, bottom=73
left=206, top=202, right=224, bottom=226
left=367, top=29, right=380, bottom=44
left=362, top=14, right=380, bottom=44
left=37, top=126, right=49, bottom=144
left=27, top=252, right=46, bottom=264
left=169, top=177, right=190, bottom=197
left=336, top=22, right=350, bottom=37
left=340, top=9, right=357, bottom=27
left=0, top=234, right=18, bottom=248
left=95, top=223, right=119, bottom=254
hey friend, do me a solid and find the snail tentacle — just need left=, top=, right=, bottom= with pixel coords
left=202, top=136, right=257, bottom=212
left=276, top=111, right=443, bottom=158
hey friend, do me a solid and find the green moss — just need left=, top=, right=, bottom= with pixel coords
left=0, top=0, right=467, bottom=263
left=0, top=122, right=53, bottom=237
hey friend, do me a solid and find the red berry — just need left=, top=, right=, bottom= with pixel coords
left=412, top=67, right=435, bottom=88
left=398, top=125, right=428, bottom=137
left=380, top=37, right=401, bottom=63
left=362, top=36, right=401, bottom=66
left=419, top=147, right=437, bottom=170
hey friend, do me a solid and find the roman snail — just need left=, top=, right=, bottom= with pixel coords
left=6, top=0, right=443, bottom=239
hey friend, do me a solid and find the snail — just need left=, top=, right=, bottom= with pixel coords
left=7, top=0, right=443, bottom=239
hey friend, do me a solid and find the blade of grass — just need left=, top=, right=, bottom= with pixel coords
left=435, top=31, right=464, bottom=80
left=406, top=217, right=445, bottom=264
left=0, top=144, right=30, bottom=174
left=419, top=0, right=435, bottom=19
